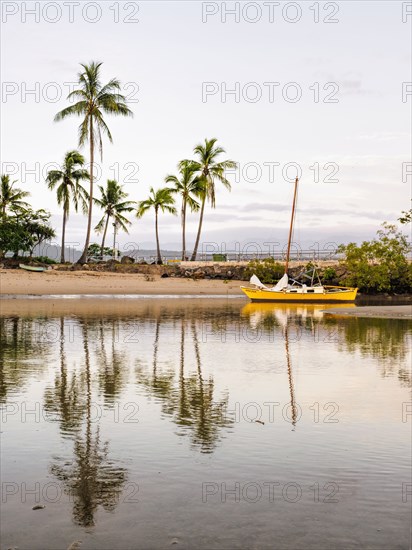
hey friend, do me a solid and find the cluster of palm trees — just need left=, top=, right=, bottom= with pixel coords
left=0, top=62, right=237, bottom=264
left=46, top=152, right=135, bottom=263
left=137, top=140, right=236, bottom=263
left=46, top=61, right=237, bottom=264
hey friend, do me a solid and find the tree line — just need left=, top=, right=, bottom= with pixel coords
left=0, top=61, right=237, bottom=264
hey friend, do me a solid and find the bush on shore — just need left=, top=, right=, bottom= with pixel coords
left=245, top=258, right=284, bottom=283
left=338, top=223, right=411, bottom=294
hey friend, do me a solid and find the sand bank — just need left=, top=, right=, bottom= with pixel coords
left=323, top=305, right=412, bottom=320
left=0, top=269, right=245, bottom=296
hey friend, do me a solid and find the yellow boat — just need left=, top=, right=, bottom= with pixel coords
left=241, top=176, right=358, bottom=303
left=241, top=285, right=358, bottom=303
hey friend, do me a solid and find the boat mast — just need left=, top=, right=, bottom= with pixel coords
left=284, top=176, right=299, bottom=275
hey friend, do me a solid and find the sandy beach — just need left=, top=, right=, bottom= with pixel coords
left=0, top=269, right=245, bottom=296
left=323, top=305, right=412, bottom=320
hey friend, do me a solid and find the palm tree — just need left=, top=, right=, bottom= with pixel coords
left=94, top=179, right=135, bottom=258
left=165, top=161, right=204, bottom=261
left=54, top=61, right=133, bottom=264
left=0, top=174, right=30, bottom=218
left=184, top=138, right=237, bottom=261
left=136, top=187, right=177, bottom=264
left=46, top=151, right=89, bottom=263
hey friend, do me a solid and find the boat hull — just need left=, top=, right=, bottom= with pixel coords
left=19, top=264, right=47, bottom=272
left=241, top=286, right=358, bottom=302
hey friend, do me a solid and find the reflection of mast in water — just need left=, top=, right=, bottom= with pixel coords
left=241, top=303, right=299, bottom=427
left=284, top=322, right=298, bottom=429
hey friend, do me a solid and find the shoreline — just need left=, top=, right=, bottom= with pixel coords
left=1, top=271, right=411, bottom=320
left=0, top=269, right=245, bottom=296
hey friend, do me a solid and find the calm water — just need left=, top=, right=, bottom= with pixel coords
left=1, top=298, right=411, bottom=550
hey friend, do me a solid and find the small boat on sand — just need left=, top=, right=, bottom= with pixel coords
left=19, top=264, right=47, bottom=272
left=241, top=177, right=358, bottom=303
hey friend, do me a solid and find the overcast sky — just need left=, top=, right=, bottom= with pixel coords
left=1, top=1, right=411, bottom=255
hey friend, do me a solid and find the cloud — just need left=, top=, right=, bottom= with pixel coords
left=311, top=70, right=376, bottom=96
left=220, top=203, right=396, bottom=220
left=354, top=132, right=410, bottom=142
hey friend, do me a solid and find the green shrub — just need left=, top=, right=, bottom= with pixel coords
left=338, top=223, right=411, bottom=293
left=322, top=267, right=337, bottom=282
left=245, top=258, right=284, bottom=284
left=33, top=256, right=57, bottom=265
left=87, top=243, right=122, bottom=259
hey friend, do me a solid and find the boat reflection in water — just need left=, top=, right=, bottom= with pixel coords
left=240, top=303, right=355, bottom=429
left=241, top=301, right=411, bottom=387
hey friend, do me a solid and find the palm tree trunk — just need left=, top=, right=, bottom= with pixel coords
left=155, top=208, right=162, bottom=264
left=0, top=206, right=5, bottom=257
left=61, top=207, right=67, bottom=263
left=100, top=214, right=110, bottom=258
left=78, top=118, right=94, bottom=264
left=190, top=195, right=206, bottom=261
left=181, top=201, right=186, bottom=261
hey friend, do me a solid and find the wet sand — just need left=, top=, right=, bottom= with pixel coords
left=0, top=269, right=244, bottom=296
left=0, top=296, right=248, bottom=318
left=323, top=305, right=412, bottom=320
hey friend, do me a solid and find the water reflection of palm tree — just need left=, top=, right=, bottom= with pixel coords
left=50, top=320, right=127, bottom=527
left=136, top=315, right=232, bottom=453
left=144, top=316, right=176, bottom=406
left=44, top=318, right=85, bottom=435
left=188, top=319, right=232, bottom=452
left=95, top=319, right=127, bottom=406
left=0, top=317, right=50, bottom=402
left=177, top=317, right=190, bottom=425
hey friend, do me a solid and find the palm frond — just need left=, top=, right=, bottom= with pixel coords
left=45, top=150, right=89, bottom=215
left=94, top=215, right=107, bottom=233
left=54, top=101, right=88, bottom=122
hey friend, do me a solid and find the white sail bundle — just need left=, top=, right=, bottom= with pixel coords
left=271, top=273, right=288, bottom=291
left=249, top=273, right=288, bottom=292
left=249, top=274, right=267, bottom=289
